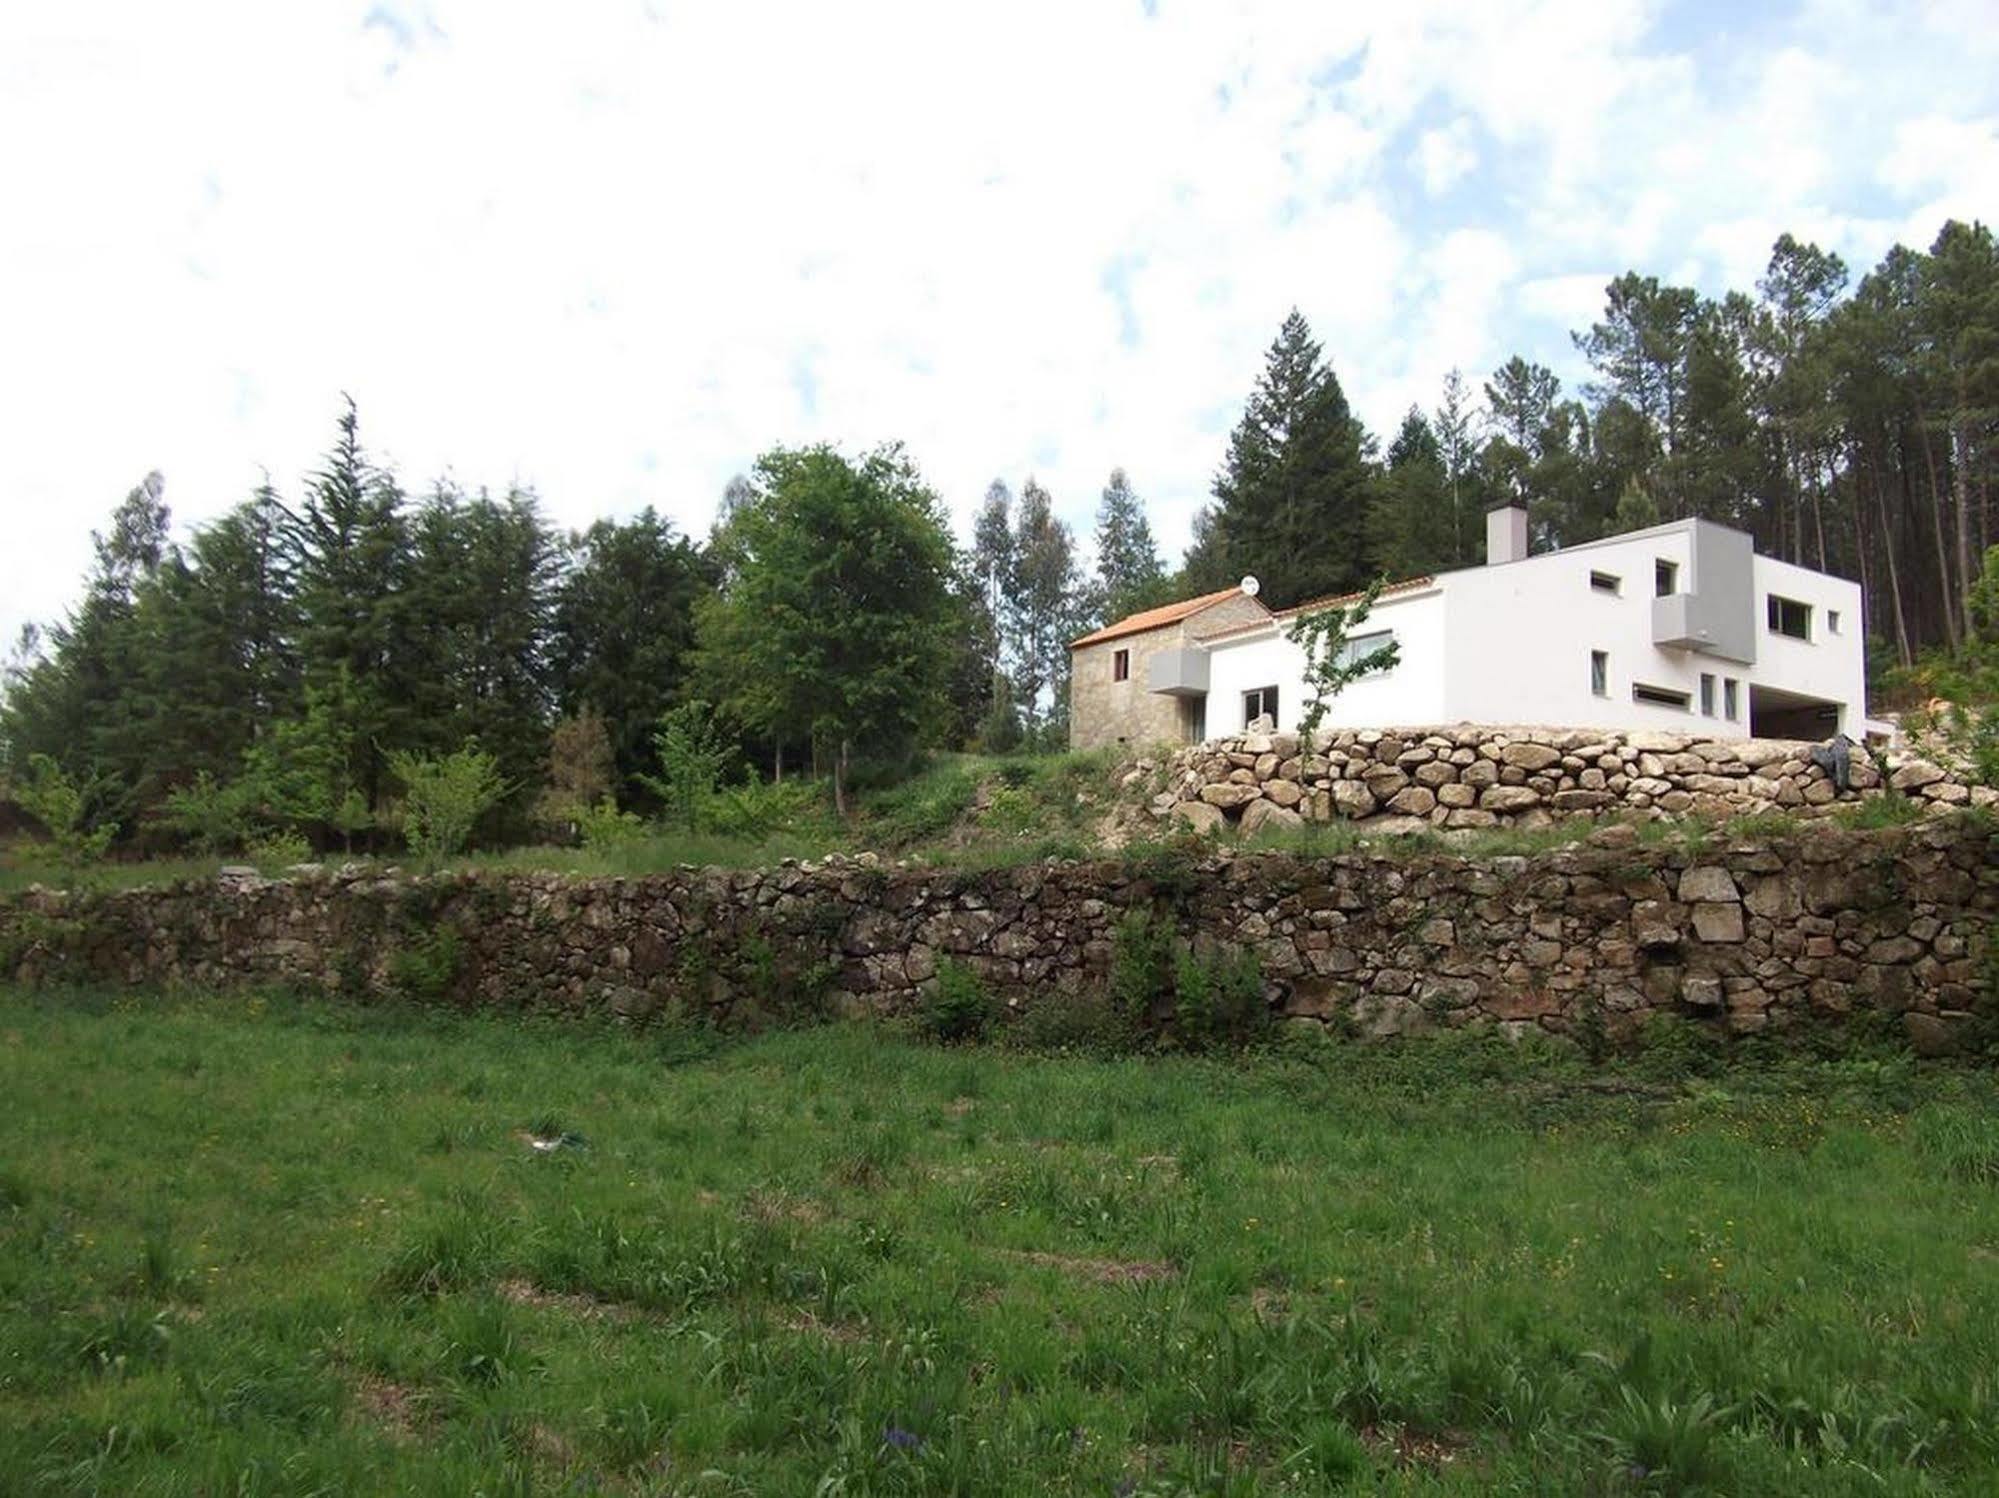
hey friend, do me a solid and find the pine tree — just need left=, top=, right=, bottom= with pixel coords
left=284, top=399, right=412, bottom=816
left=1208, top=310, right=1375, bottom=605
left=550, top=508, right=713, bottom=794
left=1367, top=410, right=1455, bottom=578
left=1092, top=467, right=1166, bottom=622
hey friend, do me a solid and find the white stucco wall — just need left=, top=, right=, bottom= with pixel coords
left=1749, top=555, right=1867, bottom=723
left=1443, top=527, right=1867, bottom=735
left=1442, top=528, right=1711, bottom=732
left=1180, top=521, right=1868, bottom=741
left=1203, top=588, right=1447, bottom=734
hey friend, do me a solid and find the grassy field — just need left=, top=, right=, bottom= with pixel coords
left=3, top=991, right=1998, bottom=1495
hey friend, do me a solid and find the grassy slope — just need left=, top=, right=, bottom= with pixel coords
left=3, top=991, right=1997, bottom=1495
left=0, top=751, right=1135, bottom=893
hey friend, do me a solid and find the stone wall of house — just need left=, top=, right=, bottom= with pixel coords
left=3, top=822, right=1992, bottom=1052
left=1069, top=592, right=1270, bottom=752
left=1142, top=725, right=1992, bottom=837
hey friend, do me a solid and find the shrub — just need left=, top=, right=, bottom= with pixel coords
left=704, top=778, right=833, bottom=839
left=577, top=796, right=648, bottom=852
left=389, top=926, right=465, bottom=1003
left=922, top=960, right=995, bottom=1044
left=645, top=701, right=733, bottom=832
left=9, top=754, right=116, bottom=870
left=1109, top=908, right=1265, bottom=1049
left=391, top=744, right=507, bottom=860
left=1109, top=908, right=1176, bottom=1021
left=1173, top=943, right=1267, bottom=1048
left=159, top=772, right=255, bottom=854
left=977, top=785, right=1040, bottom=836
left=247, top=830, right=313, bottom=869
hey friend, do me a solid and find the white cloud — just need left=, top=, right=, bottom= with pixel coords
left=0, top=0, right=1994, bottom=652
left=1414, top=119, right=1479, bottom=196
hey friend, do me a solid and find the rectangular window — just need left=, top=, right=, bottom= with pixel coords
left=1655, top=559, right=1678, bottom=597
left=1723, top=678, right=1739, bottom=720
left=1699, top=673, right=1716, bottom=715
left=1767, top=594, right=1811, bottom=640
left=1633, top=682, right=1691, bottom=710
left=1827, top=609, right=1841, bottom=634
left=1333, top=628, right=1396, bottom=672
left=1242, top=686, right=1279, bottom=729
left=1112, top=648, right=1130, bottom=682
left=1590, top=650, right=1608, bottom=696
left=1589, top=570, right=1621, bottom=595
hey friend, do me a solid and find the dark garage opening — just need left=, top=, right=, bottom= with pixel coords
left=1749, top=683, right=1841, bottom=741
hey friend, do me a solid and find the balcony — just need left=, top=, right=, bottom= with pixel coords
left=1147, top=647, right=1209, bottom=697
left=1651, top=592, right=1709, bottom=651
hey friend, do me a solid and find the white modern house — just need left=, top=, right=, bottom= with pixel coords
left=1069, top=505, right=1875, bottom=749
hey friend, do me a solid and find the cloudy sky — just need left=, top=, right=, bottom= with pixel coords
left=3, top=0, right=1995, bottom=652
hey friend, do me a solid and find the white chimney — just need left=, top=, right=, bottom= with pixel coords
left=1485, top=505, right=1528, bottom=566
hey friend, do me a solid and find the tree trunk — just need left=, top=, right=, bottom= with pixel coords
left=833, top=738, right=851, bottom=819
left=1952, top=405, right=1977, bottom=638
left=774, top=741, right=783, bottom=785
left=1916, top=416, right=1960, bottom=649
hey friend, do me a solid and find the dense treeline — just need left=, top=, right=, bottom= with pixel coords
left=3, top=221, right=1993, bottom=853
left=1187, top=221, right=1999, bottom=668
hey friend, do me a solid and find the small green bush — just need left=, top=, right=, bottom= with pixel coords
left=922, top=960, right=995, bottom=1044
left=977, top=785, right=1040, bottom=836
left=1109, top=908, right=1176, bottom=1020
left=247, top=830, right=313, bottom=869
left=576, top=796, right=647, bottom=852
left=388, top=926, right=464, bottom=1003
left=391, top=745, right=507, bottom=860
left=1173, top=943, right=1267, bottom=1048
left=704, top=778, right=833, bottom=840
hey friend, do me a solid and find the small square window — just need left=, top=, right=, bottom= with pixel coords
left=1700, top=673, right=1716, bottom=716
left=1112, top=648, right=1130, bottom=682
left=1767, top=595, right=1811, bottom=640
left=1723, top=678, right=1739, bottom=720
left=1590, top=650, right=1608, bottom=696
left=1655, top=559, right=1678, bottom=597
left=1827, top=609, right=1841, bottom=634
left=1243, top=686, right=1279, bottom=729
left=1590, top=570, right=1621, bottom=595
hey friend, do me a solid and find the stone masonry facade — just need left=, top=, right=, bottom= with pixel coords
left=1068, top=591, right=1269, bottom=752
left=4, top=821, right=1992, bottom=1052
left=1145, top=725, right=1990, bottom=838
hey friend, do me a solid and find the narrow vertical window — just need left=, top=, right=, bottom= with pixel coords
left=1590, top=650, right=1608, bottom=697
left=1655, top=559, right=1678, bottom=597
left=1723, top=678, right=1739, bottom=721
left=1700, top=673, right=1716, bottom=715
left=1112, top=648, right=1130, bottom=682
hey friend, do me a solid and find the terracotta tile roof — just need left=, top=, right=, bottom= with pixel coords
left=1068, top=586, right=1263, bottom=648
left=1272, top=574, right=1435, bottom=618
left=1193, top=575, right=1438, bottom=644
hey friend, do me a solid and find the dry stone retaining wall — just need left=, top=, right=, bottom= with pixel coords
left=1142, top=725, right=1990, bottom=837
left=3, top=821, right=1993, bottom=1052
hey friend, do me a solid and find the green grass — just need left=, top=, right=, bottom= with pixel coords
left=4, top=989, right=1998, bottom=1494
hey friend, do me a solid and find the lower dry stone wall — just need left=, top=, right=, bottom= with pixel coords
left=4, top=821, right=1994, bottom=1052
left=1141, top=725, right=1991, bottom=836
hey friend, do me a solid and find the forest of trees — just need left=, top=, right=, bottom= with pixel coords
left=2, top=219, right=1994, bottom=853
